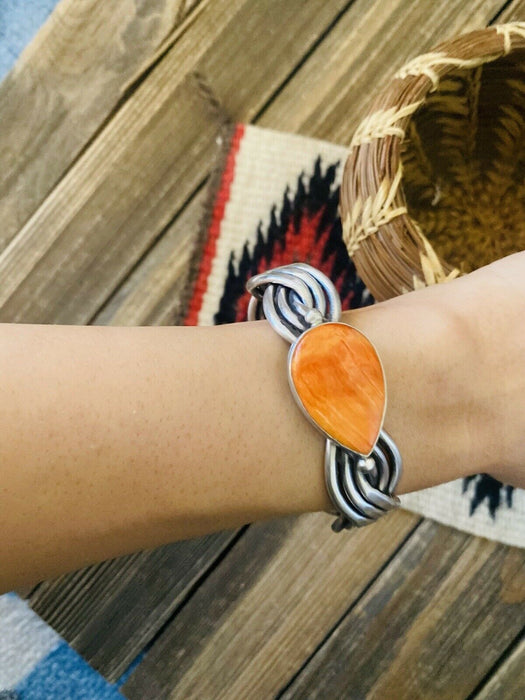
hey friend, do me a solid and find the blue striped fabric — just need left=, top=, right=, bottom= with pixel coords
left=0, top=593, right=128, bottom=698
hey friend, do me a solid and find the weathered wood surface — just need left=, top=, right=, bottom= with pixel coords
left=280, top=522, right=525, bottom=699
left=0, top=0, right=198, bottom=248
left=94, top=185, right=208, bottom=326
left=122, top=511, right=419, bottom=698
left=500, top=0, right=525, bottom=21
left=0, top=0, right=521, bottom=695
left=475, top=633, right=525, bottom=699
left=257, top=0, right=509, bottom=141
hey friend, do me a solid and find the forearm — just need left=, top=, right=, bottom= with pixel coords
left=0, top=289, right=481, bottom=592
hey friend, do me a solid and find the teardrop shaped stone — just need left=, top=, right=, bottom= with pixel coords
left=289, top=322, right=385, bottom=455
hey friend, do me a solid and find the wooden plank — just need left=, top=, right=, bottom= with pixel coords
left=29, top=531, right=238, bottom=680
left=498, top=0, right=525, bottom=21
left=474, top=633, right=525, bottom=699
left=122, top=510, right=419, bottom=699
left=0, top=0, right=351, bottom=325
left=280, top=522, right=525, bottom=699
left=93, top=185, right=207, bottom=326
left=0, top=0, right=198, bottom=247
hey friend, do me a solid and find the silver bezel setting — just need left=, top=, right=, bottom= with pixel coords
left=286, top=321, right=387, bottom=459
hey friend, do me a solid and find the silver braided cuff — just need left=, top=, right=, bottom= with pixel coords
left=246, top=262, right=402, bottom=532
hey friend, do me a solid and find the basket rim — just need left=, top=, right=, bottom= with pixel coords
left=340, top=22, right=525, bottom=302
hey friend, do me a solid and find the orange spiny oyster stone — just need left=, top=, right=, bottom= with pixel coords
left=289, top=322, right=385, bottom=456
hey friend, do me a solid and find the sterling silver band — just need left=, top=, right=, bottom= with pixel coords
left=246, top=262, right=402, bottom=531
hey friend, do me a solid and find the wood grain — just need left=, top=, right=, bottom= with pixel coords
left=93, top=185, right=207, bottom=326
left=281, top=522, right=525, bottom=699
left=0, top=0, right=195, bottom=248
left=122, top=511, right=419, bottom=699
left=474, top=633, right=525, bottom=699
left=498, top=0, right=525, bottom=21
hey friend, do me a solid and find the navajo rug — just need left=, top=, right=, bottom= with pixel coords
left=183, top=122, right=525, bottom=550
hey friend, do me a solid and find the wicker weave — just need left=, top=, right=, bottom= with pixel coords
left=340, top=23, right=525, bottom=301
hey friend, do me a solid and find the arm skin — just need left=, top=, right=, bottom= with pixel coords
left=1, top=251, right=524, bottom=592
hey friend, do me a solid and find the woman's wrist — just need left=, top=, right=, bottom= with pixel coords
left=341, top=285, right=485, bottom=496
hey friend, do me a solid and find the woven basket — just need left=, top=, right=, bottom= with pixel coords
left=340, top=23, right=525, bottom=302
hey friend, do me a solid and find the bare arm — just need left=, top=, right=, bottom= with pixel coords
left=1, top=252, right=522, bottom=592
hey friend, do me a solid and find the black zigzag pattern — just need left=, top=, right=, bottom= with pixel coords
left=214, top=158, right=372, bottom=326
left=463, top=474, right=514, bottom=519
